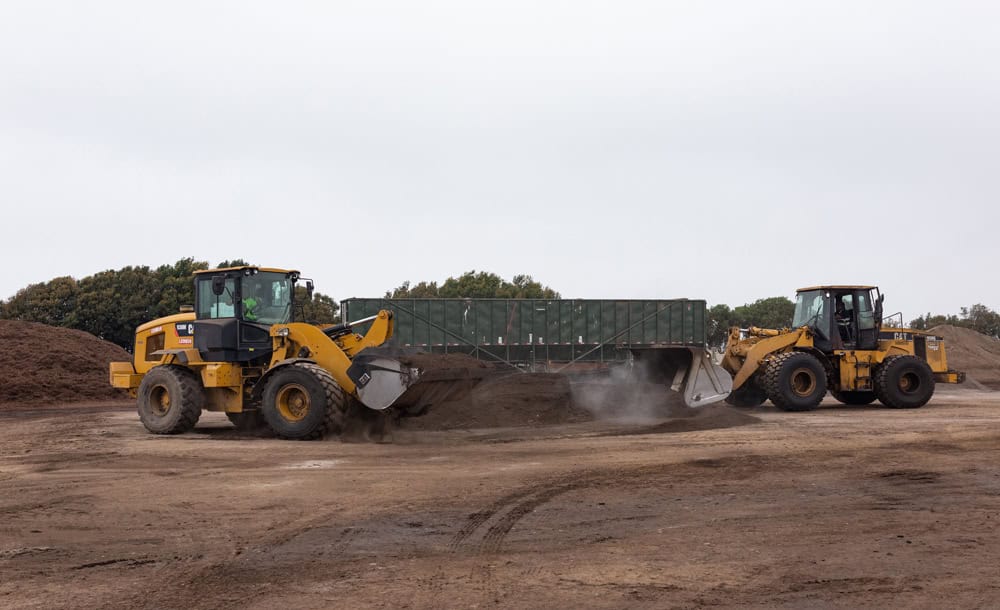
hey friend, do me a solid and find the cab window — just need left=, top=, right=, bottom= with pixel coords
left=197, top=276, right=237, bottom=319
left=855, top=290, right=876, bottom=330
left=243, top=272, right=293, bottom=325
left=793, top=289, right=829, bottom=330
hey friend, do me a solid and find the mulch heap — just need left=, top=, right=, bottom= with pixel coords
left=930, top=325, right=1000, bottom=390
left=0, top=320, right=132, bottom=407
left=394, top=351, right=759, bottom=432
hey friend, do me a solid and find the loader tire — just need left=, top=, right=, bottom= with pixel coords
left=725, top=380, right=768, bottom=407
left=874, top=355, right=935, bottom=409
left=830, top=390, right=877, bottom=406
left=136, top=365, right=203, bottom=434
left=261, top=363, right=348, bottom=440
left=763, top=351, right=826, bottom=412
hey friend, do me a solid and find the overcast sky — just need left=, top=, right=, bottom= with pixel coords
left=1, top=1, right=996, bottom=320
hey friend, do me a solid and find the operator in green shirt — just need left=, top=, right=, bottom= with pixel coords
left=242, top=283, right=260, bottom=322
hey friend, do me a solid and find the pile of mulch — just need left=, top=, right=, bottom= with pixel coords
left=0, top=320, right=131, bottom=407
left=620, top=403, right=762, bottom=435
left=929, top=325, right=1000, bottom=389
left=394, top=352, right=759, bottom=433
left=397, top=372, right=593, bottom=430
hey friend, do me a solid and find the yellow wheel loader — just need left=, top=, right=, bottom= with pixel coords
left=109, top=266, right=443, bottom=439
left=720, top=285, right=965, bottom=411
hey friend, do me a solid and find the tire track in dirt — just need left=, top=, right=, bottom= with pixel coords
left=96, top=507, right=369, bottom=610
left=437, top=455, right=792, bottom=606
left=449, top=470, right=615, bottom=555
left=441, top=469, right=623, bottom=607
left=448, top=487, right=541, bottom=551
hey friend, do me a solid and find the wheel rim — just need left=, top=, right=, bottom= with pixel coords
left=149, top=384, right=171, bottom=416
left=899, top=371, right=920, bottom=394
left=275, top=383, right=311, bottom=422
left=791, top=368, right=817, bottom=397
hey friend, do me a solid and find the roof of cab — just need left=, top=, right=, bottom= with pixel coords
left=193, top=266, right=299, bottom=275
left=796, top=285, right=877, bottom=292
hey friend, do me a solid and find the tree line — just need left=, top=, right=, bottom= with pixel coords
left=909, top=304, right=1000, bottom=338
left=0, top=263, right=560, bottom=350
left=0, top=259, right=339, bottom=350
left=385, top=271, right=559, bottom=299
left=2, top=261, right=995, bottom=350
left=706, top=297, right=796, bottom=347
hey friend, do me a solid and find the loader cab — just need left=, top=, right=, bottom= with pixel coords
left=192, top=266, right=299, bottom=363
left=793, top=286, right=882, bottom=353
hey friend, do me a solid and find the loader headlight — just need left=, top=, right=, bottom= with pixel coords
left=276, top=328, right=290, bottom=337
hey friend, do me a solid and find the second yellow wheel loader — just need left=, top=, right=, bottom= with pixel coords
left=109, top=265, right=457, bottom=439
left=720, top=285, right=964, bottom=411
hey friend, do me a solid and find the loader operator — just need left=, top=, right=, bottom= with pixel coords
left=242, top=282, right=260, bottom=322
left=835, top=298, right=853, bottom=342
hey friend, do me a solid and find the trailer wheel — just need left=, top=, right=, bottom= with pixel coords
left=875, top=355, right=935, bottom=409
left=830, top=390, right=877, bottom=406
left=763, top=352, right=826, bottom=412
left=137, top=365, right=203, bottom=434
left=262, top=363, right=348, bottom=440
left=725, top=380, right=768, bottom=407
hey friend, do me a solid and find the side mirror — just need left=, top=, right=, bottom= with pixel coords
left=212, top=275, right=226, bottom=296
left=306, top=280, right=314, bottom=299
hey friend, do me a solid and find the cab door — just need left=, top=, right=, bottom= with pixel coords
left=853, top=289, right=878, bottom=350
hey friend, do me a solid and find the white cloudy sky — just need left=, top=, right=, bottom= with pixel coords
left=0, top=1, right=996, bottom=319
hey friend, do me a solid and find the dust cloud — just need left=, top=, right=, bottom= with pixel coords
left=569, top=364, right=692, bottom=423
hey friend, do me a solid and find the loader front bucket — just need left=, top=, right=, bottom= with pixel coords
left=630, top=347, right=732, bottom=407
left=346, top=351, right=492, bottom=413
left=347, top=355, right=419, bottom=411
left=390, top=367, right=493, bottom=415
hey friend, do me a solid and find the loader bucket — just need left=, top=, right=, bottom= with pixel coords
left=630, top=347, right=732, bottom=407
left=347, top=355, right=419, bottom=411
left=390, top=367, right=493, bottom=415
left=346, top=351, right=491, bottom=413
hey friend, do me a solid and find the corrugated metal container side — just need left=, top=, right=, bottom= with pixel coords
left=340, top=298, right=707, bottom=366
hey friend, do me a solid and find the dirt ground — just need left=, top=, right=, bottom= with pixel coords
left=3, top=386, right=1000, bottom=609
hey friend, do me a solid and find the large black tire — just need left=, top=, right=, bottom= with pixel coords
left=261, top=363, right=348, bottom=440
left=830, top=389, right=877, bottom=406
left=725, top=379, right=768, bottom=407
left=136, top=365, right=203, bottom=434
left=875, top=355, right=935, bottom=409
left=763, top=351, right=827, bottom=412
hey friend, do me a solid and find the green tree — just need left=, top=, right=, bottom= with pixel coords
left=704, top=297, right=795, bottom=347
left=437, top=271, right=505, bottom=298
left=72, top=266, right=156, bottom=347
left=215, top=259, right=251, bottom=268
left=295, top=286, right=339, bottom=324
left=388, top=271, right=560, bottom=299
left=961, top=304, right=1000, bottom=337
left=707, top=303, right=735, bottom=347
left=1, top=276, right=79, bottom=326
left=385, top=280, right=440, bottom=299
left=498, top=274, right=560, bottom=299
left=152, top=258, right=208, bottom=318
left=910, top=312, right=959, bottom=330
left=733, top=296, right=795, bottom=330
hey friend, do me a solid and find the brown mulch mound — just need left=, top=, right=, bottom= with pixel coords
left=0, top=320, right=131, bottom=407
left=395, top=352, right=760, bottom=433
left=398, top=372, right=593, bottom=430
left=929, top=325, right=1000, bottom=389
